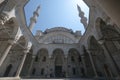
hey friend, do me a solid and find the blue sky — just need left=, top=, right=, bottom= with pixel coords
left=25, top=0, right=89, bottom=35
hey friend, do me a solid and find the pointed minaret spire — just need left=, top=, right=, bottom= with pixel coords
left=29, top=5, right=40, bottom=31
left=77, top=4, right=88, bottom=29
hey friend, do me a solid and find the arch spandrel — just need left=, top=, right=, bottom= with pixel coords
left=87, top=36, right=105, bottom=62
left=95, top=17, right=120, bottom=41
left=11, top=36, right=27, bottom=51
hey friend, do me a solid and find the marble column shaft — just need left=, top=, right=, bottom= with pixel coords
left=102, top=43, right=120, bottom=77
left=88, top=51, right=98, bottom=77
left=27, top=55, right=35, bottom=76
left=81, top=55, right=87, bottom=76
left=0, top=40, right=15, bottom=66
left=15, top=49, right=28, bottom=77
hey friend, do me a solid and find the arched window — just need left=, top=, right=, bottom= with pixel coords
left=82, top=46, right=94, bottom=77
left=3, top=64, right=12, bottom=77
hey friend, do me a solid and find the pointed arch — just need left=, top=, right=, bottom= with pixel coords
left=87, top=36, right=105, bottom=62
left=2, top=36, right=27, bottom=77
left=87, top=36, right=107, bottom=77
left=95, top=17, right=120, bottom=71
left=82, top=45, right=94, bottom=77
left=95, top=17, right=120, bottom=41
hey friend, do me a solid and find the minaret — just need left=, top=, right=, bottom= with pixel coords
left=77, top=5, right=88, bottom=29
left=29, top=5, right=40, bottom=31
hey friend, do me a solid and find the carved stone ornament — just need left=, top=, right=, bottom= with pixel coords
left=0, top=12, right=9, bottom=25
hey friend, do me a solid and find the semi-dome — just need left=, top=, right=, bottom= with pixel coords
left=36, top=27, right=81, bottom=44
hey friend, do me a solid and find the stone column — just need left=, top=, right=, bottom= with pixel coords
left=81, top=55, right=87, bottom=76
left=47, top=57, right=50, bottom=78
left=27, top=55, right=36, bottom=77
left=15, top=49, right=29, bottom=77
left=101, top=43, right=120, bottom=77
left=64, top=57, right=67, bottom=78
left=87, top=50, right=98, bottom=77
left=49, top=57, right=54, bottom=78
left=0, top=39, right=15, bottom=66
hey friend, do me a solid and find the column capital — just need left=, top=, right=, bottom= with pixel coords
left=98, top=39, right=105, bottom=45
left=23, top=49, right=29, bottom=54
left=23, top=47, right=31, bottom=53
left=8, top=39, right=16, bottom=45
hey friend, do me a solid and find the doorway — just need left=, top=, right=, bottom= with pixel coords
left=53, top=48, right=64, bottom=78
left=55, top=66, right=62, bottom=77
